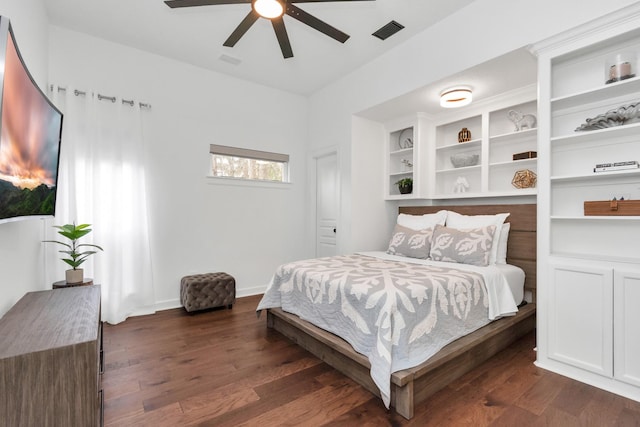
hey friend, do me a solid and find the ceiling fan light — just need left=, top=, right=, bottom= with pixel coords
left=440, top=87, right=473, bottom=108
left=253, top=0, right=284, bottom=19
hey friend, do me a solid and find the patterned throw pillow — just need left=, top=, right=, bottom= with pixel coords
left=386, top=224, right=434, bottom=259
left=429, top=224, right=497, bottom=266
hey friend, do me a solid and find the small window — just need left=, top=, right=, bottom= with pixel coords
left=210, top=144, right=289, bottom=183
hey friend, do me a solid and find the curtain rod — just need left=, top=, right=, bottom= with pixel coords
left=51, top=85, right=152, bottom=109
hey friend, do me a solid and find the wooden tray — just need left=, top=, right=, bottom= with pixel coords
left=584, top=200, right=640, bottom=216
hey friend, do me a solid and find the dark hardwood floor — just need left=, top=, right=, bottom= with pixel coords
left=103, top=295, right=640, bottom=426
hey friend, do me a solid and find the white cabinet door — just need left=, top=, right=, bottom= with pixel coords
left=614, top=269, right=640, bottom=387
left=548, top=263, right=613, bottom=377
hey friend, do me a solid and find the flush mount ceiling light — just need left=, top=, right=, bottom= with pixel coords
left=253, top=0, right=284, bottom=19
left=440, top=87, right=473, bottom=108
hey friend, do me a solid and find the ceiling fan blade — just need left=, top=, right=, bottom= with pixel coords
left=285, top=3, right=349, bottom=43
left=272, top=17, right=294, bottom=58
left=223, top=10, right=260, bottom=47
left=291, top=0, right=375, bottom=2
left=165, top=0, right=250, bottom=8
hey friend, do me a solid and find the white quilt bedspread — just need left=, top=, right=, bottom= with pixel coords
left=256, top=252, right=518, bottom=407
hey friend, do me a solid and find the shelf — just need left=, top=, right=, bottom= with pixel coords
left=490, top=158, right=537, bottom=168
left=489, top=128, right=537, bottom=143
left=390, top=148, right=414, bottom=156
left=436, top=165, right=481, bottom=174
left=436, top=139, right=481, bottom=151
left=386, top=193, right=420, bottom=201
left=551, top=251, right=640, bottom=265
left=550, top=168, right=640, bottom=183
left=432, top=189, right=537, bottom=199
left=551, top=121, right=640, bottom=145
left=551, top=215, right=640, bottom=221
left=389, top=170, right=414, bottom=178
left=551, top=75, right=640, bottom=111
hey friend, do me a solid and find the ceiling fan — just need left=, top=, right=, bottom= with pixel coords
left=164, top=0, right=375, bottom=59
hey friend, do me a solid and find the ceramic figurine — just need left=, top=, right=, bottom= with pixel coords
left=453, top=176, right=469, bottom=193
left=507, top=110, right=537, bottom=131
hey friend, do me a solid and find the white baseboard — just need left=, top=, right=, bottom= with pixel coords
left=237, top=285, right=268, bottom=298
left=154, top=298, right=181, bottom=311
left=152, top=284, right=267, bottom=313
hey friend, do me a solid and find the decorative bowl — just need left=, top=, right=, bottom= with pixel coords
left=450, top=153, right=479, bottom=168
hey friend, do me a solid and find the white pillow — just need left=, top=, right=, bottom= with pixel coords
left=397, top=210, right=447, bottom=231
left=496, top=222, right=510, bottom=264
left=445, top=211, right=510, bottom=264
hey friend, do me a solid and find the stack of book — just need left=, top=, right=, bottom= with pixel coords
left=593, top=160, right=639, bottom=172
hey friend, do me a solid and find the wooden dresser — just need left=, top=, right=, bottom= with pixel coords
left=0, top=285, right=103, bottom=426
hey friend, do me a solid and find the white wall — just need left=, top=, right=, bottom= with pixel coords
left=350, top=115, right=395, bottom=252
left=308, top=0, right=639, bottom=254
left=1, top=0, right=637, bottom=318
left=0, top=0, right=52, bottom=316
left=47, top=27, right=310, bottom=309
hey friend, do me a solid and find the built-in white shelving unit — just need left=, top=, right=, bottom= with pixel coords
left=384, top=114, right=431, bottom=200
left=383, top=88, right=538, bottom=201
left=431, top=93, right=538, bottom=199
left=533, top=3, right=640, bottom=404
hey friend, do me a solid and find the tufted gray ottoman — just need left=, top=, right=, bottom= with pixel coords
left=180, top=272, right=236, bottom=313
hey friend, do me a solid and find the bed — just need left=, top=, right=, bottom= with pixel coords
left=257, top=204, right=536, bottom=419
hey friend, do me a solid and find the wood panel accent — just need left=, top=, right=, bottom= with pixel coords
left=265, top=204, right=538, bottom=419
left=100, top=295, right=640, bottom=426
left=0, top=286, right=102, bottom=426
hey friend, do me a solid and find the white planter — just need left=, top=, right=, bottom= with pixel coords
left=66, top=269, right=84, bottom=284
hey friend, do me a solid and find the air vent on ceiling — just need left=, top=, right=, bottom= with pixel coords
left=372, top=21, right=404, bottom=41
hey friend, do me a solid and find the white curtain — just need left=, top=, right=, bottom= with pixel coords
left=45, top=86, right=155, bottom=324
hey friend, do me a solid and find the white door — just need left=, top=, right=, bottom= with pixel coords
left=315, top=152, right=338, bottom=257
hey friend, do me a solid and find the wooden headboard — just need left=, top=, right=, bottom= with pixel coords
left=399, top=204, right=537, bottom=301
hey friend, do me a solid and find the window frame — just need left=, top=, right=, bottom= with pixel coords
left=209, top=144, right=290, bottom=183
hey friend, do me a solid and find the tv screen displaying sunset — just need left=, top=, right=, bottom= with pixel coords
left=0, top=29, right=62, bottom=221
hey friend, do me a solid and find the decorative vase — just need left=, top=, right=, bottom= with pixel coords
left=458, top=128, right=471, bottom=143
left=66, top=268, right=84, bottom=284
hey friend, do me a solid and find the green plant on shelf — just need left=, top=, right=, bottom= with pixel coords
left=395, top=178, right=413, bottom=195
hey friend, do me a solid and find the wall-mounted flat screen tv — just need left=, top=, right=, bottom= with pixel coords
left=0, top=16, right=63, bottom=224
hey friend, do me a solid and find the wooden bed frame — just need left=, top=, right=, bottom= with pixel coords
left=266, top=204, right=537, bottom=419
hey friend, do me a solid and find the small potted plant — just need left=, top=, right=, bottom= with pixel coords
left=396, top=177, right=413, bottom=194
left=44, top=223, right=103, bottom=284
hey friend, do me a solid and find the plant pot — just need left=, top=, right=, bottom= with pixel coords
left=398, top=184, right=412, bottom=194
left=66, top=269, right=84, bottom=284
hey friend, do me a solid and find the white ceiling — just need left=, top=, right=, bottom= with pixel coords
left=42, top=0, right=477, bottom=95
left=358, top=47, right=538, bottom=121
